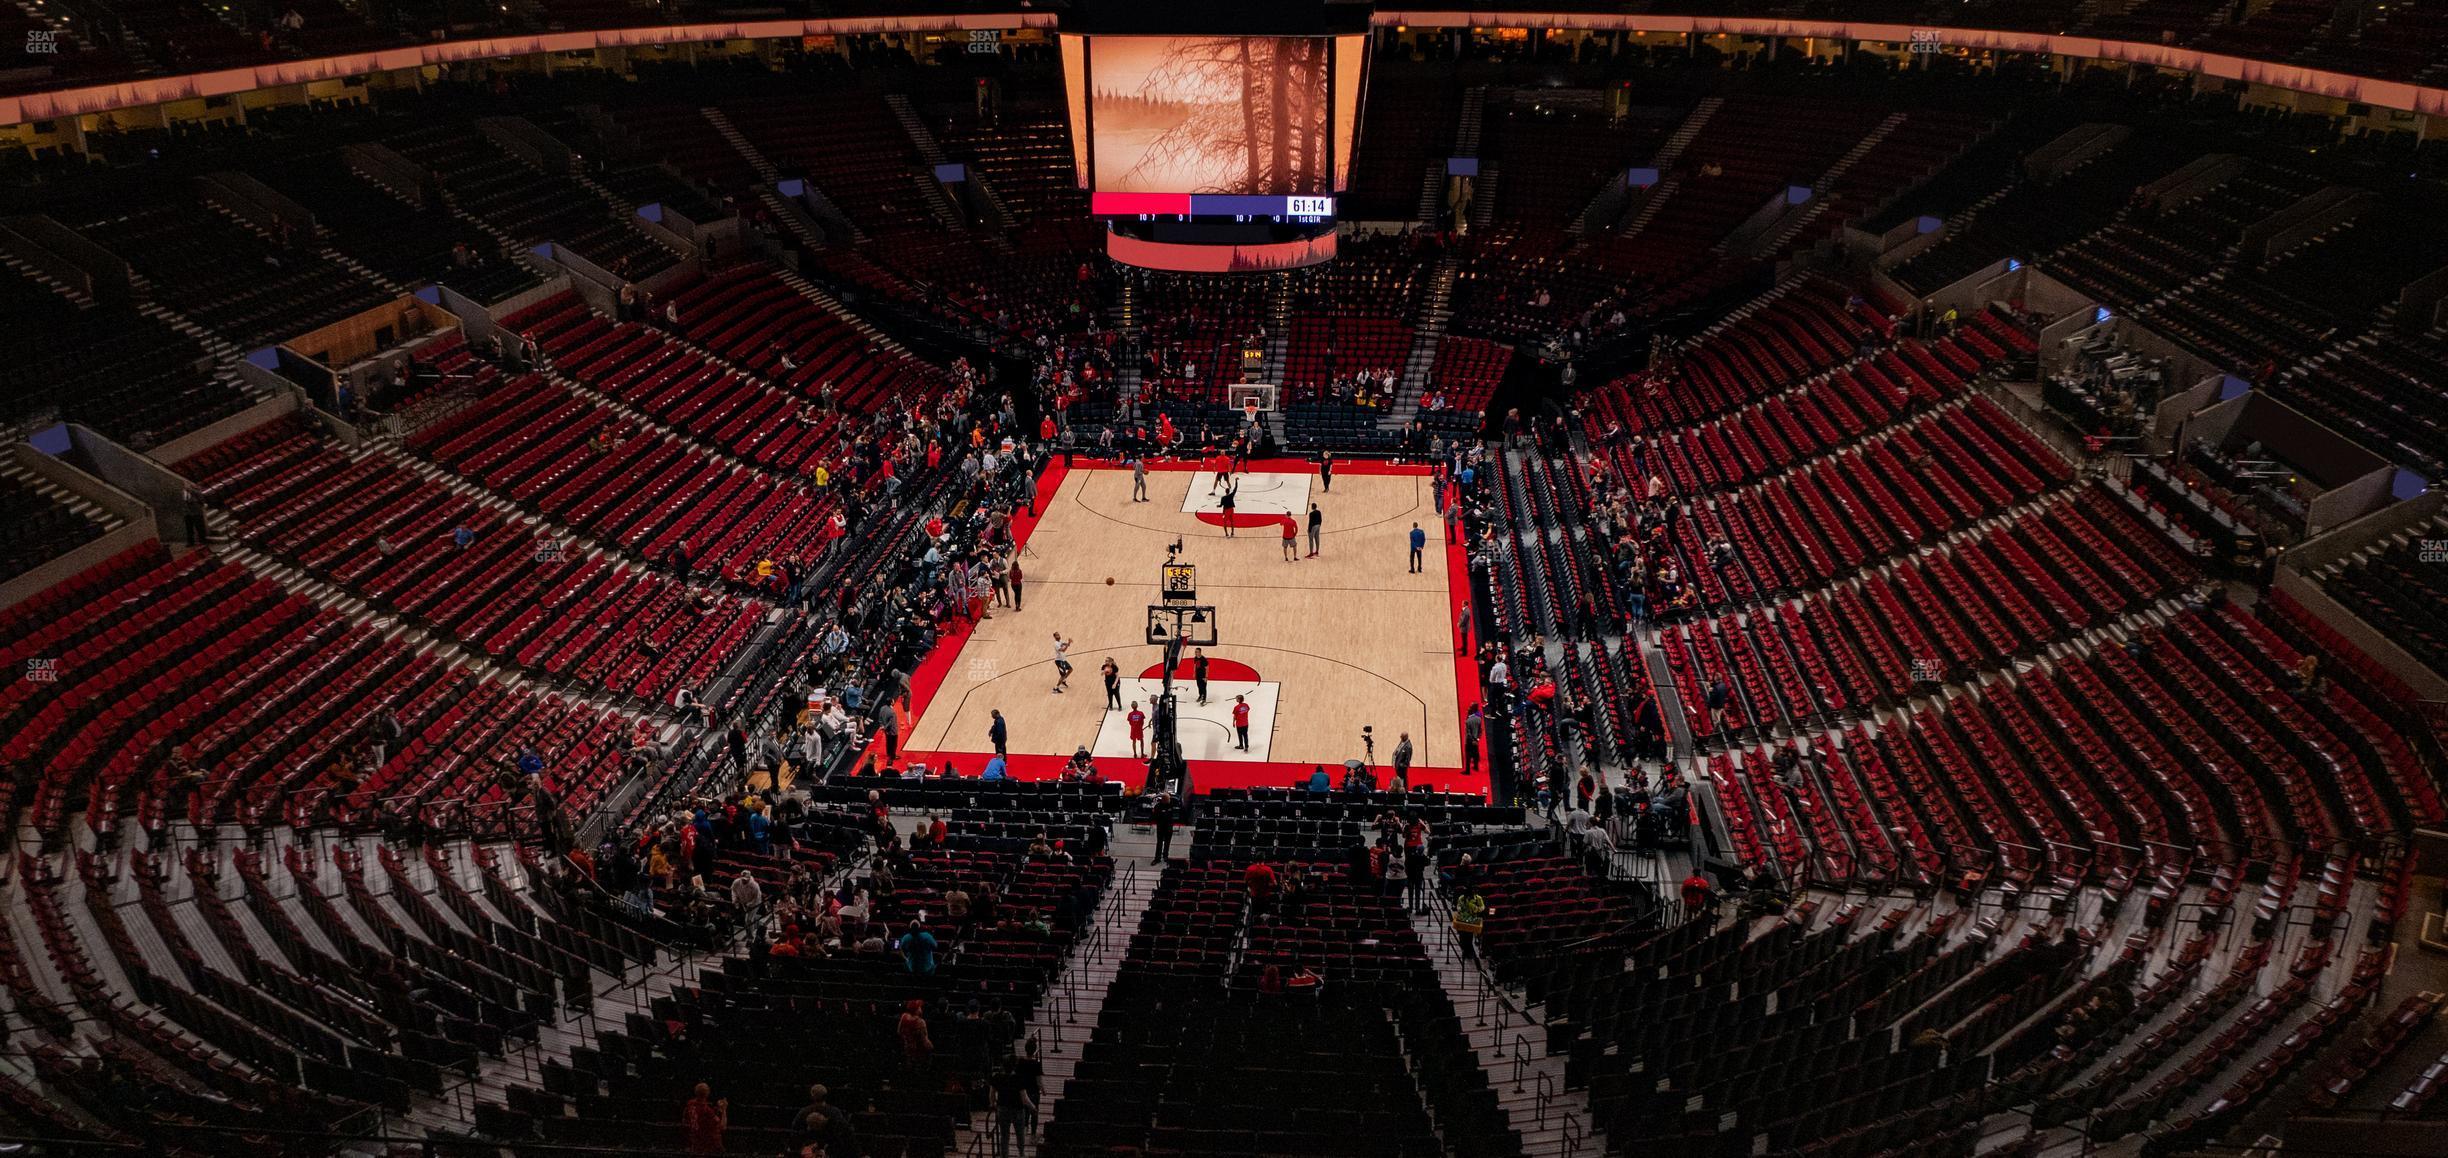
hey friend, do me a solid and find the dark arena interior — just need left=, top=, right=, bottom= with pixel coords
left=8, top=0, right=2448, bottom=1155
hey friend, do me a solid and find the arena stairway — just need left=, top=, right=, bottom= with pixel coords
left=1261, top=276, right=1293, bottom=386
left=1388, top=252, right=1461, bottom=425
left=958, top=822, right=1166, bottom=1157
left=391, top=836, right=747, bottom=1136
left=1407, top=901, right=1599, bottom=1157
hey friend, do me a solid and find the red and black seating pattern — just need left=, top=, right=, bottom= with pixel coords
left=509, top=291, right=853, bottom=475
left=176, top=417, right=764, bottom=704
left=0, top=543, right=651, bottom=840
left=656, top=267, right=946, bottom=407
left=1709, top=594, right=2446, bottom=892
left=404, top=377, right=832, bottom=581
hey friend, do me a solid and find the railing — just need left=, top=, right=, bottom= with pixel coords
left=956, top=855, right=1143, bottom=1157
left=1414, top=886, right=1520, bottom=1032
left=402, top=851, right=735, bottom=1127
left=1028, top=856, right=1139, bottom=1062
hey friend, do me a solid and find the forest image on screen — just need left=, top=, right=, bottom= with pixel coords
left=1088, top=36, right=1333, bottom=196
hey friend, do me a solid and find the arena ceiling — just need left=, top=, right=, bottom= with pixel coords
left=6, top=4, right=2445, bottom=126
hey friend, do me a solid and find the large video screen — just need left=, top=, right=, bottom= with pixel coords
left=1063, top=33, right=1364, bottom=197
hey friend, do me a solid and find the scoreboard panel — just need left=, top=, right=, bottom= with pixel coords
left=1091, top=192, right=1337, bottom=220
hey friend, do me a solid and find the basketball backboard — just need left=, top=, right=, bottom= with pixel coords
left=1146, top=605, right=1219, bottom=647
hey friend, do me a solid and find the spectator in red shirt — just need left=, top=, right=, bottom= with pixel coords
left=1527, top=678, right=1558, bottom=712
left=898, top=999, right=933, bottom=1070
left=681, top=1083, right=727, bottom=1155
left=1244, top=861, right=1278, bottom=915
left=1680, top=873, right=1716, bottom=917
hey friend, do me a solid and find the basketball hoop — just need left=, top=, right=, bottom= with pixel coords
left=1233, top=383, right=1278, bottom=418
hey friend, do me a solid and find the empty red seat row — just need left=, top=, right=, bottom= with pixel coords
left=0, top=545, right=655, bottom=841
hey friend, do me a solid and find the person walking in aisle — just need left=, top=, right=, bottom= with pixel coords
left=182, top=488, right=209, bottom=545
left=1452, top=888, right=1487, bottom=960
left=1405, top=840, right=1430, bottom=914
left=1151, top=792, right=1177, bottom=861
left=970, top=565, right=995, bottom=623
left=1232, top=696, right=1251, bottom=751
left=1306, top=503, right=1323, bottom=557
left=1101, top=657, right=1122, bottom=709
left=1192, top=650, right=1211, bottom=706
left=1050, top=633, right=1073, bottom=693
left=1408, top=523, right=1427, bottom=573
left=1463, top=703, right=1484, bottom=778
left=990, top=1039, right=1043, bottom=1158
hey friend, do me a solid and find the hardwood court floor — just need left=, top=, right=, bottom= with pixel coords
left=900, top=462, right=1470, bottom=786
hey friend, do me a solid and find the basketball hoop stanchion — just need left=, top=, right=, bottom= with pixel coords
left=1146, top=558, right=1217, bottom=800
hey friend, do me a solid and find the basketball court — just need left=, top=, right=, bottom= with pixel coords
left=882, top=457, right=1485, bottom=796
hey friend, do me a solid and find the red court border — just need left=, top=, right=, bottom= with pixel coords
left=860, top=457, right=1488, bottom=797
